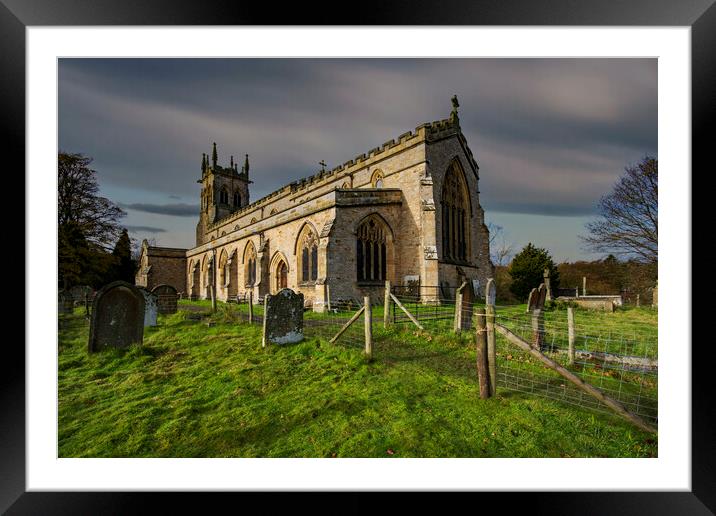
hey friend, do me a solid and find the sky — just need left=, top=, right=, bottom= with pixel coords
left=58, top=58, right=657, bottom=262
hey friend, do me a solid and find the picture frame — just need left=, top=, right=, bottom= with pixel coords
left=6, top=0, right=709, bottom=512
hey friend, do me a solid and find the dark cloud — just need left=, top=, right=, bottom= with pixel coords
left=59, top=58, right=657, bottom=248
left=125, top=225, right=168, bottom=234
left=120, top=203, right=198, bottom=217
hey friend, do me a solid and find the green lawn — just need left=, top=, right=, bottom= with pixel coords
left=58, top=303, right=657, bottom=458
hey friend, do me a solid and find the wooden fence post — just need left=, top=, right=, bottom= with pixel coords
left=384, top=280, right=391, bottom=328
left=486, top=304, right=497, bottom=396
left=326, top=283, right=332, bottom=312
left=531, top=308, right=545, bottom=351
left=248, top=290, right=254, bottom=324
left=475, top=308, right=490, bottom=399
left=210, top=285, right=217, bottom=313
left=453, top=286, right=464, bottom=333
left=567, top=306, right=575, bottom=366
left=261, top=294, right=269, bottom=348
left=364, top=296, right=373, bottom=361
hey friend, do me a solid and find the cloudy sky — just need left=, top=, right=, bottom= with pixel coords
left=58, top=58, right=657, bottom=262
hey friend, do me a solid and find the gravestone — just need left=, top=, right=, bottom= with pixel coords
left=262, top=288, right=304, bottom=346
left=70, top=285, right=92, bottom=305
left=88, top=281, right=145, bottom=352
left=138, top=288, right=158, bottom=327
left=454, top=281, right=474, bottom=332
left=472, top=279, right=481, bottom=300
left=403, top=275, right=420, bottom=299
left=152, top=284, right=178, bottom=315
left=526, top=288, right=537, bottom=313
left=485, top=278, right=496, bottom=306
left=58, top=290, right=74, bottom=314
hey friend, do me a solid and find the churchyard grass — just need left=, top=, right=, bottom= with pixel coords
left=58, top=303, right=657, bottom=458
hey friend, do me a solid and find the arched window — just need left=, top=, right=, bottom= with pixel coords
left=276, top=260, right=288, bottom=291
left=371, top=170, right=384, bottom=188
left=233, top=191, right=241, bottom=208
left=441, top=160, right=470, bottom=262
left=356, top=216, right=388, bottom=283
left=243, top=242, right=257, bottom=287
left=296, top=225, right=319, bottom=283
left=219, top=187, right=229, bottom=205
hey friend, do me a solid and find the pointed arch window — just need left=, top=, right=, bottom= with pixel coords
left=297, top=226, right=319, bottom=283
left=219, top=187, right=229, bottom=205
left=233, top=191, right=241, bottom=207
left=371, top=170, right=384, bottom=189
left=357, top=217, right=387, bottom=283
left=441, top=161, right=470, bottom=262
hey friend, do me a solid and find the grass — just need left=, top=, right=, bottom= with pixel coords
left=58, top=303, right=657, bottom=458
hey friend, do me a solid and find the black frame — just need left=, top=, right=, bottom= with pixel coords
left=6, top=1, right=710, bottom=513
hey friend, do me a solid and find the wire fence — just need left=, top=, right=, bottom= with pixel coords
left=177, top=282, right=658, bottom=429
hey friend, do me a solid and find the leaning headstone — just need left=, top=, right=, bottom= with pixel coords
left=152, top=284, right=178, bottom=315
left=262, top=288, right=304, bottom=346
left=535, top=283, right=547, bottom=310
left=138, top=288, right=158, bottom=327
left=526, top=288, right=537, bottom=313
left=88, top=281, right=145, bottom=352
left=454, top=281, right=474, bottom=332
left=58, top=290, right=74, bottom=314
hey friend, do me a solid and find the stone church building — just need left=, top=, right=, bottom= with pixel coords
left=136, top=98, right=494, bottom=310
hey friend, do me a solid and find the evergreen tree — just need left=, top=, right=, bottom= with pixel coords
left=111, top=228, right=137, bottom=283
left=507, top=243, right=560, bottom=301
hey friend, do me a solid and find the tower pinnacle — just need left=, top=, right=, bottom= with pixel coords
left=212, top=142, right=218, bottom=169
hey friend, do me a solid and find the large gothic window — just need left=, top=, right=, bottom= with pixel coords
left=356, top=216, right=388, bottom=283
left=244, top=242, right=257, bottom=287
left=297, top=225, right=319, bottom=283
left=219, top=187, right=229, bottom=205
left=441, top=161, right=470, bottom=262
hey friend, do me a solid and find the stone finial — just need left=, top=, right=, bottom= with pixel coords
left=212, top=142, right=218, bottom=169
left=201, top=153, right=206, bottom=174
left=230, top=155, right=234, bottom=169
left=450, top=95, right=460, bottom=124
left=244, top=153, right=250, bottom=176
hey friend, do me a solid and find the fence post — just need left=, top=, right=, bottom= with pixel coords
left=486, top=304, right=497, bottom=397
left=261, top=294, right=269, bottom=348
left=248, top=290, right=254, bottom=324
left=384, top=280, right=391, bottom=328
left=210, top=284, right=217, bottom=313
left=364, top=296, right=373, bottom=361
left=453, top=285, right=463, bottom=333
left=475, top=308, right=490, bottom=399
left=636, top=293, right=640, bottom=307
left=567, top=306, right=575, bottom=366
left=531, top=308, right=545, bottom=351
left=326, top=283, right=332, bottom=312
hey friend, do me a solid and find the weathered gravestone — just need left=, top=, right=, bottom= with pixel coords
left=485, top=278, right=496, bottom=306
left=58, top=290, right=74, bottom=314
left=152, top=284, right=178, bottom=315
left=543, top=269, right=552, bottom=301
left=88, top=281, right=145, bottom=352
left=526, top=288, right=537, bottom=313
left=138, top=288, right=158, bottom=327
left=453, top=280, right=474, bottom=332
left=262, top=288, right=304, bottom=346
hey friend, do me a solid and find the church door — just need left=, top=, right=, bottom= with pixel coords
left=276, top=261, right=288, bottom=291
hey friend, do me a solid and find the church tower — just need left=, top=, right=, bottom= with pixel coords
left=196, top=143, right=251, bottom=246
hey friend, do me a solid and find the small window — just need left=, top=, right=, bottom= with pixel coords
left=233, top=191, right=241, bottom=207
left=371, top=170, right=384, bottom=189
left=220, top=188, right=229, bottom=205
left=297, top=226, right=319, bottom=283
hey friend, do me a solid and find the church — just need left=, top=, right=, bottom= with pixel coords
left=136, top=97, right=494, bottom=310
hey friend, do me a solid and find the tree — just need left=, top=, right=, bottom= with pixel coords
left=111, top=229, right=137, bottom=283
left=58, top=152, right=126, bottom=288
left=507, top=243, right=560, bottom=301
left=487, top=222, right=515, bottom=267
left=581, top=156, right=657, bottom=263
left=58, top=152, right=126, bottom=252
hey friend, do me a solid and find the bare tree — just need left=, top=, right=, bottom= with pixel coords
left=58, top=152, right=126, bottom=252
left=581, top=156, right=657, bottom=263
left=488, top=222, right=515, bottom=266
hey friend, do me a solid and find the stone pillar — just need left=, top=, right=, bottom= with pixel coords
left=255, top=238, right=270, bottom=300
left=313, top=239, right=330, bottom=313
